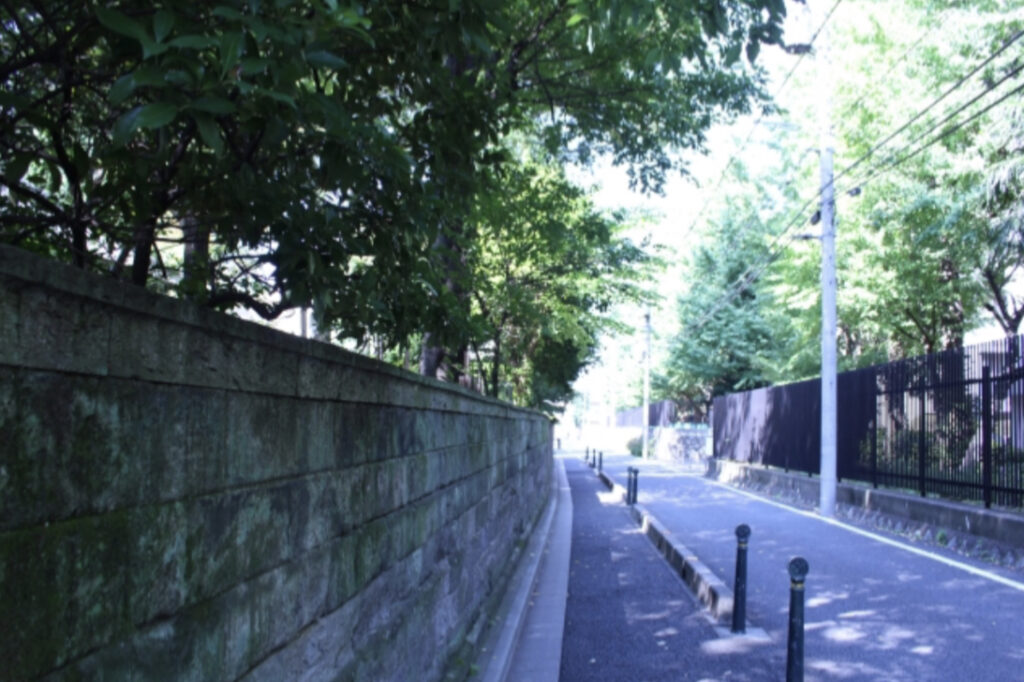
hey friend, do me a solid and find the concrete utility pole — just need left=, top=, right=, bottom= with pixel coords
left=642, top=310, right=652, bottom=459
left=815, top=0, right=838, bottom=518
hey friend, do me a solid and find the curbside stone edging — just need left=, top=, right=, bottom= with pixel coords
left=596, top=470, right=735, bottom=624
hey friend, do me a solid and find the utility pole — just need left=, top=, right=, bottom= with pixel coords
left=815, top=0, right=838, bottom=518
left=642, top=310, right=652, bottom=459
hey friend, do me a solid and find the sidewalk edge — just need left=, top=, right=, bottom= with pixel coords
left=597, top=468, right=735, bottom=624
left=474, top=457, right=563, bottom=682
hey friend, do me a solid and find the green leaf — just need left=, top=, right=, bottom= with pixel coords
left=132, top=66, right=167, bottom=87
left=96, top=7, right=150, bottom=43
left=109, top=74, right=135, bottom=104
left=212, top=6, right=244, bottom=20
left=220, top=32, right=244, bottom=78
left=141, top=38, right=168, bottom=59
left=724, top=42, right=740, bottom=66
left=257, top=88, right=297, bottom=109
left=195, top=114, right=224, bottom=155
left=189, top=96, right=236, bottom=114
left=154, top=10, right=175, bottom=42
left=240, top=58, right=271, bottom=76
left=746, top=39, right=760, bottom=63
left=136, top=102, right=178, bottom=129
left=305, top=50, right=347, bottom=70
left=567, top=13, right=586, bottom=28
left=112, top=106, right=143, bottom=146
left=169, top=35, right=218, bottom=49
left=165, top=69, right=194, bottom=87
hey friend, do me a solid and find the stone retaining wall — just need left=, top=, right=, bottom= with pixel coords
left=0, top=246, right=552, bottom=681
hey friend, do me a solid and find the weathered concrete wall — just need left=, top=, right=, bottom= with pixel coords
left=0, top=246, right=552, bottom=681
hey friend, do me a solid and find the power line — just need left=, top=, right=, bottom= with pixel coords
left=685, top=193, right=817, bottom=333
left=843, top=77, right=1024, bottom=195
left=679, top=0, right=845, bottom=244
left=834, top=27, right=1024, bottom=190
left=832, top=20, right=938, bottom=124
left=685, top=10, right=1024, bottom=336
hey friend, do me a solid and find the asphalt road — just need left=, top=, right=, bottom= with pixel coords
left=596, top=453, right=1024, bottom=682
left=559, top=457, right=778, bottom=681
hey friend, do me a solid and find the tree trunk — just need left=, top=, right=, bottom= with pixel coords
left=419, top=223, right=469, bottom=380
left=130, top=223, right=155, bottom=286
left=181, top=215, right=210, bottom=302
left=490, top=331, right=502, bottom=397
left=420, top=333, right=446, bottom=378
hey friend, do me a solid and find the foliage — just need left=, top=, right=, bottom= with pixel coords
left=658, top=172, right=787, bottom=407
left=2, top=0, right=788, bottom=406
left=657, top=0, right=1024, bottom=408
left=464, top=154, right=652, bottom=408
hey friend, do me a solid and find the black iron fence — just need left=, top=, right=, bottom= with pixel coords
left=713, top=335, right=1024, bottom=508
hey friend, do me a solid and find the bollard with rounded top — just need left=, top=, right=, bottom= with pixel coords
left=626, top=467, right=639, bottom=505
left=731, top=524, right=751, bottom=634
left=598, top=451, right=603, bottom=472
left=786, top=557, right=809, bottom=682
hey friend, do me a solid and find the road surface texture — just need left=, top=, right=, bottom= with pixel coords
left=595, top=453, right=1024, bottom=682
left=559, top=456, right=778, bottom=681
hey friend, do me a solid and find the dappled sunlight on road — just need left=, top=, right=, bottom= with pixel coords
left=699, top=634, right=774, bottom=656
left=822, top=624, right=867, bottom=643
left=806, top=658, right=890, bottom=680
left=836, top=609, right=876, bottom=619
left=807, top=590, right=850, bottom=608
left=894, top=571, right=923, bottom=583
left=583, top=454, right=1024, bottom=680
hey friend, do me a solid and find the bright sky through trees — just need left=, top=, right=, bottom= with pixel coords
left=575, top=0, right=1024, bottom=418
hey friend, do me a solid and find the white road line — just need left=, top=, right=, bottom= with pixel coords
left=702, top=477, right=1024, bottom=593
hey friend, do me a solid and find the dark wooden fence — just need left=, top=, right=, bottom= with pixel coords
left=713, top=335, right=1024, bottom=508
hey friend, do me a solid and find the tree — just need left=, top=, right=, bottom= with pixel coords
left=659, top=185, right=784, bottom=410
left=1, top=0, right=471, bottom=342
left=659, top=0, right=1024, bottom=399
left=1, top=0, right=788, bottom=402
left=463, top=154, right=651, bottom=408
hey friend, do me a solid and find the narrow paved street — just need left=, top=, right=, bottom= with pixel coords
left=559, top=457, right=777, bottom=681
left=594, top=453, right=1024, bottom=681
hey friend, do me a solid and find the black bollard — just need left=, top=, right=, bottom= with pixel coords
left=598, top=451, right=603, bottom=473
left=731, top=524, right=751, bottom=634
left=786, top=557, right=809, bottom=682
left=585, top=446, right=590, bottom=462
left=626, top=467, right=639, bottom=505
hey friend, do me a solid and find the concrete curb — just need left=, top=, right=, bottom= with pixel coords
left=707, top=459, right=1024, bottom=548
left=596, top=469, right=735, bottom=625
